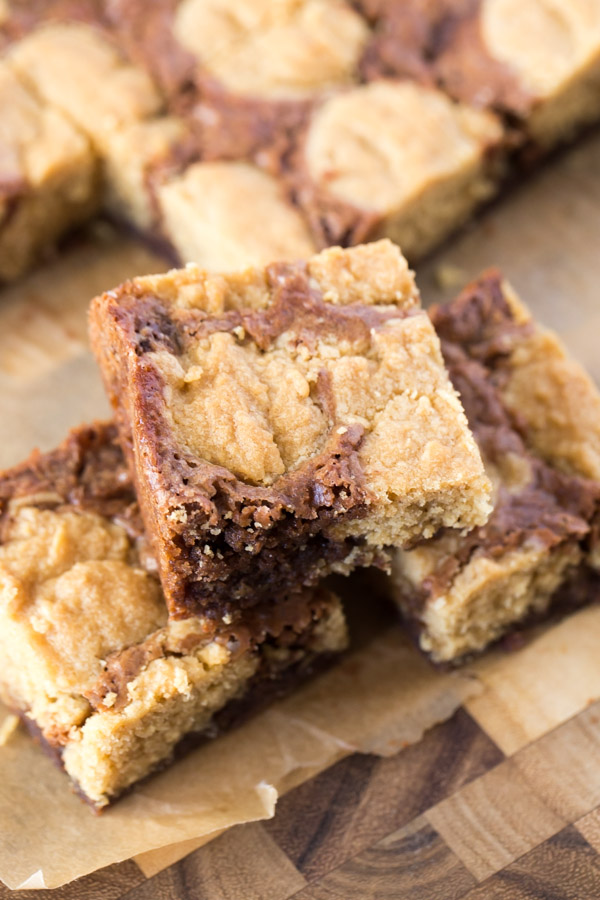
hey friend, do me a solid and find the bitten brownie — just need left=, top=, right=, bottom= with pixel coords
left=391, top=272, right=600, bottom=663
left=0, top=422, right=347, bottom=808
left=90, top=240, right=491, bottom=621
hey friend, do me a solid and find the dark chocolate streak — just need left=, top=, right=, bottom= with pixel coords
left=105, top=0, right=312, bottom=163
left=182, top=262, right=412, bottom=351
left=357, top=0, right=531, bottom=115
left=415, top=273, right=600, bottom=606
left=0, top=0, right=108, bottom=51
left=0, top=421, right=143, bottom=538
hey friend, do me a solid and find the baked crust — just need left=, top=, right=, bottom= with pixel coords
left=0, top=421, right=348, bottom=807
left=391, top=272, right=600, bottom=663
left=90, top=241, right=490, bottom=620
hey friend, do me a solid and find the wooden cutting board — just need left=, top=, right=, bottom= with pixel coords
left=1, top=132, right=600, bottom=899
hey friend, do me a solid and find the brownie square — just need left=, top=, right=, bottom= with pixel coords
left=359, top=0, right=600, bottom=151
left=434, top=0, right=600, bottom=149
left=391, top=271, right=600, bottom=663
left=90, top=240, right=491, bottom=620
left=157, top=160, right=316, bottom=271
left=0, top=422, right=347, bottom=807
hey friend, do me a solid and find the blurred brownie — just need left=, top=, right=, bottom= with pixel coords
left=0, top=422, right=347, bottom=808
left=90, top=240, right=490, bottom=621
left=7, top=22, right=161, bottom=149
left=0, top=60, right=99, bottom=281
left=391, top=272, right=600, bottom=663
left=291, top=79, right=503, bottom=257
left=361, top=0, right=600, bottom=150
left=166, top=0, right=369, bottom=101
left=0, top=0, right=106, bottom=52
left=435, top=0, right=600, bottom=148
left=108, top=0, right=369, bottom=101
left=2, top=0, right=600, bottom=280
left=357, top=0, right=526, bottom=105
left=156, top=161, right=316, bottom=271
left=6, top=21, right=191, bottom=232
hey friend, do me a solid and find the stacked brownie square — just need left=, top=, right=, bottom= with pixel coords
left=89, top=240, right=490, bottom=621
left=1, top=0, right=599, bottom=281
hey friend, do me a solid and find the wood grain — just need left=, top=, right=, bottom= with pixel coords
left=458, top=826, right=600, bottom=900
left=426, top=701, right=600, bottom=882
left=264, top=709, right=502, bottom=883
left=122, top=824, right=306, bottom=900
left=426, top=758, right=566, bottom=881
left=511, top=701, right=600, bottom=822
left=575, top=806, right=600, bottom=854
left=107, top=703, right=600, bottom=899
left=289, top=818, right=476, bottom=900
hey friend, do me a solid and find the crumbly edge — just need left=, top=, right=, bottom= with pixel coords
left=0, top=419, right=348, bottom=806
left=499, top=282, right=600, bottom=483
left=1, top=597, right=347, bottom=808
left=393, top=542, right=584, bottom=663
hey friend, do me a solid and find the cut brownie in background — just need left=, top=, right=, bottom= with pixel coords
left=5, top=21, right=190, bottom=232
left=435, top=0, right=600, bottom=148
left=90, top=240, right=491, bottom=621
left=361, top=0, right=600, bottom=150
left=0, top=422, right=347, bottom=808
left=106, top=0, right=370, bottom=157
left=156, top=161, right=316, bottom=271
left=391, top=272, right=600, bottom=663
left=1, top=0, right=600, bottom=282
left=0, top=60, right=99, bottom=281
left=291, top=78, right=503, bottom=257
